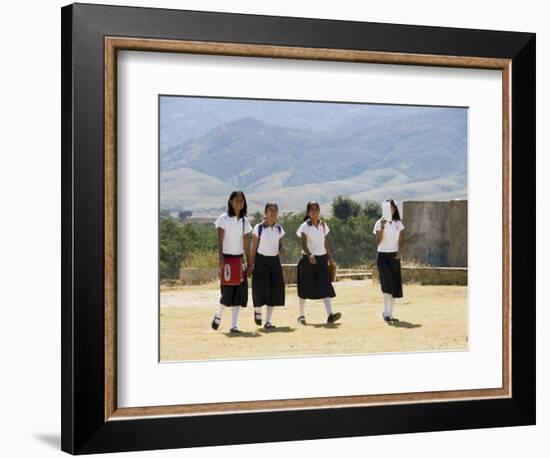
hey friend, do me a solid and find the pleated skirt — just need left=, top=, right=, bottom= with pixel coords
left=297, top=254, right=336, bottom=300
left=252, top=253, right=285, bottom=307
left=376, top=251, right=403, bottom=298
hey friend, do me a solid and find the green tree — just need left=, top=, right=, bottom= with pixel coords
left=332, top=195, right=361, bottom=220
left=160, top=218, right=187, bottom=279
left=363, top=201, right=380, bottom=220
left=160, top=217, right=218, bottom=278
left=178, top=210, right=192, bottom=221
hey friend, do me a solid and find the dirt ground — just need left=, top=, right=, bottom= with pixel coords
left=160, top=280, right=467, bottom=361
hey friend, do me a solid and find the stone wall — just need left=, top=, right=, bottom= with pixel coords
left=179, top=267, right=218, bottom=285
left=402, top=200, right=467, bottom=267
left=372, top=266, right=467, bottom=285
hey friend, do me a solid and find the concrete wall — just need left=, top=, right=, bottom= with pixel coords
left=372, top=266, right=467, bottom=286
left=402, top=200, right=467, bottom=267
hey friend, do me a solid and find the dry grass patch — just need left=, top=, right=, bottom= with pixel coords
left=160, top=281, right=467, bottom=361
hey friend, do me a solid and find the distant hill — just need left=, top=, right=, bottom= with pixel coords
left=160, top=104, right=467, bottom=215
left=160, top=96, right=433, bottom=152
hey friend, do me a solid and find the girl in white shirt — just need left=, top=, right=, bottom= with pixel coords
left=295, top=201, right=341, bottom=325
left=249, top=202, right=286, bottom=330
left=211, top=191, right=253, bottom=333
left=372, top=199, right=405, bottom=322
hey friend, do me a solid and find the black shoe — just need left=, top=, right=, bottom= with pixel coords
left=229, top=327, right=242, bottom=334
left=382, top=314, right=392, bottom=322
left=254, top=310, right=262, bottom=326
left=327, top=312, right=342, bottom=324
left=211, top=316, right=220, bottom=330
left=297, top=316, right=306, bottom=325
left=264, top=322, right=275, bottom=330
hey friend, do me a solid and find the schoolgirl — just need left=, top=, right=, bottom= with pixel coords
left=372, top=199, right=405, bottom=322
left=249, top=202, right=286, bottom=330
left=211, top=190, right=253, bottom=333
left=295, top=201, right=341, bottom=325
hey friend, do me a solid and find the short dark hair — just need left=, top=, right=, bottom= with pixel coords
left=264, top=201, right=278, bottom=213
left=227, top=190, right=248, bottom=218
left=303, top=201, right=321, bottom=221
left=386, top=199, right=401, bottom=221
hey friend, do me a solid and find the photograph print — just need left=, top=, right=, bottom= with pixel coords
left=159, top=95, right=468, bottom=362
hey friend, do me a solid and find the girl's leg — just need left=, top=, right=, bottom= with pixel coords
left=298, top=298, right=306, bottom=324
left=383, top=293, right=391, bottom=318
left=266, top=306, right=274, bottom=324
left=322, top=297, right=334, bottom=316
left=231, top=305, right=240, bottom=331
left=388, top=295, right=396, bottom=320
left=254, top=307, right=263, bottom=325
left=298, top=298, right=306, bottom=317
left=324, top=297, right=342, bottom=323
left=211, top=303, right=224, bottom=330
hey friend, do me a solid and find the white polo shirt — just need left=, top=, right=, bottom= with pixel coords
left=372, top=218, right=405, bottom=253
left=296, top=220, right=329, bottom=256
left=214, top=212, right=253, bottom=255
left=253, top=222, right=285, bottom=256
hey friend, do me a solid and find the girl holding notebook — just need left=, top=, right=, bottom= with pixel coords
left=372, top=199, right=405, bottom=322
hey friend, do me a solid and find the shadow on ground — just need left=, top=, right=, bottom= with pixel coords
left=224, top=331, right=262, bottom=338
left=258, top=326, right=296, bottom=334
left=311, top=322, right=342, bottom=329
left=387, top=320, right=422, bottom=329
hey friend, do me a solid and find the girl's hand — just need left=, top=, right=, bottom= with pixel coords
left=394, top=252, right=400, bottom=260
left=308, top=254, right=317, bottom=264
left=380, top=218, right=387, bottom=229
left=247, top=266, right=253, bottom=278
left=279, top=247, right=285, bottom=256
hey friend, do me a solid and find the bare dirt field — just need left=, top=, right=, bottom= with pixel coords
left=160, top=280, right=467, bottom=361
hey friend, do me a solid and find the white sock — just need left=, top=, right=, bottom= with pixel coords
left=215, top=303, right=224, bottom=320
left=299, top=298, right=306, bottom=317
left=388, top=295, right=395, bottom=318
left=266, top=306, right=274, bottom=323
left=383, top=293, right=392, bottom=317
left=231, top=306, right=240, bottom=329
left=323, top=297, right=334, bottom=316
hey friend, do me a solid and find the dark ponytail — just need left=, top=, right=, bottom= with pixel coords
left=388, top=199, right=401, bottom=221
left=303, top=201, right=321, bottom=221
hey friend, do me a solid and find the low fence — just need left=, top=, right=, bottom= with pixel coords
left=372, top=266, right=468, bottom=286
left=176, top=265, right=465, bottom=286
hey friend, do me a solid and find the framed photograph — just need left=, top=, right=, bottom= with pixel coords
left=61, top=3, right=535, bottom=454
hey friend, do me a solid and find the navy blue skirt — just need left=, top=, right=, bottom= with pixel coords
left=297, top=254, right=336, bottom=300
left=376, top=251, right=403, bottom=298
left=219, top=254, right=248, bottom=307
left=252, top=253, right=285, bottom=307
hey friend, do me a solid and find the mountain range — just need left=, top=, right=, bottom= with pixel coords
left=160, top=97, right=467, bottom=216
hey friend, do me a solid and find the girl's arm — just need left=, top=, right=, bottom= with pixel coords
left=244, top=233, right=252, bottom=270
left=217, top=227, right=225, bottom=269
left=278, top=238, right=285, bottom=256
left=324, top=236, right=334, bottom=265
left=301, top=233, right=316, bottom=264
left=375, top=219, right=386, bottom=245
left=249, top=234, right=259, bottom=270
